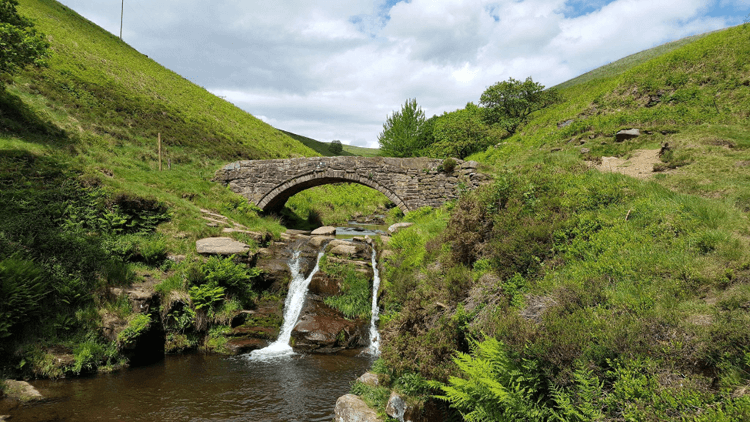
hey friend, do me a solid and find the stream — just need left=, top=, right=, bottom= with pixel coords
left=3, top=223, right=385, bottom=421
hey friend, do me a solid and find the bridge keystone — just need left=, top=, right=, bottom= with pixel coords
left=213, top=157, right=488, bottom=214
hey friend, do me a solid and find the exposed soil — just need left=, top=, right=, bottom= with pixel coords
left=594, top=149, right=663, bottom=179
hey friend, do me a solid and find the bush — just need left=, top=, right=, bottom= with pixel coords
left=441, top=157, right=457, bottom=173
left=329, top=140, right=343, bottom=154
left=117, top=313, right=151, bottom=347
left=0, top=256, right=47, bottom=339
left=189, top=283, right=225, bottom=310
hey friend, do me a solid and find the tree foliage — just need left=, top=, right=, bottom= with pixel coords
left=378, top=98, right=426, bottom=157
left=329, top=140, right=343, bottom=154
left=0, top=0, right=49, bottom=75
left=428, top=103, right=498, bottom=159
left=479, top=77, right=559, bottom=135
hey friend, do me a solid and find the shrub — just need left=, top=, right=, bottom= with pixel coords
left=441, top=157, right=457, bottom=173
left=0, top=256, right=47, bottom=339
left=117, top=313, right=151, bottom=347
left=434, top=337, right=554, bottom=422
left=189, top=283, right=225, bottom=310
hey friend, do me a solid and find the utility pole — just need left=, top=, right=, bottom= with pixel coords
left=120, top=0, right=124, bottom=40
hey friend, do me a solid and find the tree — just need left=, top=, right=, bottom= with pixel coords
left=329, top=140, right=343, bottom=154
left=0, top=0, right=49, bottom=76
left=479, top=77, right=559, bottom=135
left=428, top=103, right=496, bottom=159
left=378, top=98, right=426, bottom=157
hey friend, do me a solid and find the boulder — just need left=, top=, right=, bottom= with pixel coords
left=196, top=237, right=250, bottom=255
left=312, top=226, right=337, bottom=236
left=615, top=128, right=640, bottom=142
left=309, top=272, right=343, bottom=296
left=330, top=244, right=359, bottom=257
left=386, top=392, right=407, bottom=422
left=225, top=338, right=268, bottom=355
left=388, top=222, right=414, bottom=234
left=334, top=394, right=382, bottom=422
left=357, top=372, right=379, bottom=387
left=3, top=380, right=43, bottom=402
left=291, top=299, right=368, bottom=353
left=309, top=236, right=335, bottom=248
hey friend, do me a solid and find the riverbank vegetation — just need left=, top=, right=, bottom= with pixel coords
left=0, top=0, right=377, bottom=380
left=369, top=23, right=750, bottom=420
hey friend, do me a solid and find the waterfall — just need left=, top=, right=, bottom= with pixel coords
left=249, top=250, right=325, bottom=360
left=366, top=245, right=381, bottom=355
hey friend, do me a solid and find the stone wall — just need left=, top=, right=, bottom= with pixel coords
left=213, top=156, right=488, bottom=213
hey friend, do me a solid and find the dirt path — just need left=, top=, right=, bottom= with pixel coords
left=594, top=149, right=662, bottom=179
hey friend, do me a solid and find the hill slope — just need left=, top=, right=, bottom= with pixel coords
left=367, top=24, right=750, bottom=421
left=8, top=0, right=315, bottom=160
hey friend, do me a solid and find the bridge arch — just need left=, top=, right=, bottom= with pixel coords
left=213, top=156, right=487, bottom=215
left=256, top=169, right=410, bottom=214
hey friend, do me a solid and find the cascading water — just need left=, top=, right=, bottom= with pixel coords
left=249, top=250, right=325, bottom=360
left=366, top=245, right=381, bottom=355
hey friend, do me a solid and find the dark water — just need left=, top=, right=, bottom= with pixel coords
left=5, top=351, right=374, bottom=422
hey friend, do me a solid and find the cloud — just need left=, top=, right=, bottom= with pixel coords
left=57, top=0, right=738, bottom=148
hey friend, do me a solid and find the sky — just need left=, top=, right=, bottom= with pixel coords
left=56, top=1, right=749, bottom=148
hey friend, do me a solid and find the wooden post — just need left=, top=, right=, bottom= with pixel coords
left=158, top=133, right=162, bottom=171
left=120, top=0, right=124, bottom=40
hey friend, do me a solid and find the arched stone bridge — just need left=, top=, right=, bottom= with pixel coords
left=213, top=156, right=488, bottom=214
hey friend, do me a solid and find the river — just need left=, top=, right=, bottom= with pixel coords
left=3, top=223, right=386, bottom=421
left=5, top=351, right=374, bottom=421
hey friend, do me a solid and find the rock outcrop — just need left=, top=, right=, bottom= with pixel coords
left=334, top=394, right=382, bottom=422
left=615, top=128, right=640, bottom=142
left=311, top=226, right=337, bottom=236
left=196, top=237, right=250, bottom=255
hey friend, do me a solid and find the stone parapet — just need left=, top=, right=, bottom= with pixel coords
left=214, top=157, right=488, bottom=214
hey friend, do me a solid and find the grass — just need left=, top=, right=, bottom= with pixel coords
left=0, top=0, right=388, bottom=378
left=342, top=143, right=381, bottom=157
left=279, top=130, right=355, bottom=157
left=374, top=24, right=750, bottom=420
left=553, top=30, right=717, bottom=90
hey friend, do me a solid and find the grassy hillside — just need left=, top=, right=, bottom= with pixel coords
left=362, top=25, right=750, bottom=421
left=279, top=129, right=381, bottom=157
left=554, top=31, right=716, bottom=90
left=9, top=0, right=315, bottom=160
left=342, top=143, right=380, bottom=157
left=0, top=0, right=330, bottom=378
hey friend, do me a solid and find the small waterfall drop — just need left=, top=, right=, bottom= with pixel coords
left=249, top=250, right=325, bottom=360
left=366, top=245, right=381, bottom=355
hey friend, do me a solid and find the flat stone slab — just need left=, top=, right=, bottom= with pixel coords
left=388, top=222, right=414, bottom=234
left=196, top=237, right=250, bottom=255
left=312, top=226, right=337, bottom=236
left=615, top=128, right=640, bottom=142
left=330, top=244, right=359, bottom=257
left=334, top=394, right=382, bottom=422
left=309, top=235, right=335, bottom=248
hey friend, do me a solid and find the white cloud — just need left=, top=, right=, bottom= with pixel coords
left=57, top=0, right=737, bottom=147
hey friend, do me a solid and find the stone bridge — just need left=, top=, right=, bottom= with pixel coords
left=213, top=156, right=488, bottom=214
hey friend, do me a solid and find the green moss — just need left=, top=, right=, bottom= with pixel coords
left=117, top=314, right=151, bottom=347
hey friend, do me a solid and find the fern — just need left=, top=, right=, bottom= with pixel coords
left=433, top=338, right=554, bottom=422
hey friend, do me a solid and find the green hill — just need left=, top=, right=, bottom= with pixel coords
left=368, top=25, right=750, bottom=420
left=279, top=129, right=381, bottom=157
left=0, top=0, right=324, bottom=377
left=279, top=130, right=355, bottom=156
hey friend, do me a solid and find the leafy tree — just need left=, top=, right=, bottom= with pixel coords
left=428, top=103, right=497, bottom=159
left=479, top=77, right=559, bottom=135
left=378, top=98, right=426, bottom=157
left=329, top=140, right=343, bottom=154
left=0, top=0, right=50, bottom=76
